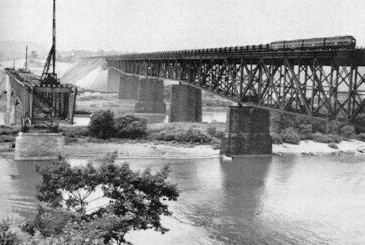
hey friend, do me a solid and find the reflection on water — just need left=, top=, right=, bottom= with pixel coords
left=1, top=155, right=365, bottom=244
left=0, top=160, right=50, bottom=222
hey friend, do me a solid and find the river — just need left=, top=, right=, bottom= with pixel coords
left=1, top=154, right=365, bottom=244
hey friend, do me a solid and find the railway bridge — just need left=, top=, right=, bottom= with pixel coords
left=4, top=68, right=77, bottom=129
left=102, top=46, right=365, bottom=156
left=3, top=68, right=77, bottom=160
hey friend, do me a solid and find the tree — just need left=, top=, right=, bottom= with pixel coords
left=29, top=152, right=179, bottom=244
left=0, top=220, right=20, bottom=245
left=88, top=110, right=115, bottom=139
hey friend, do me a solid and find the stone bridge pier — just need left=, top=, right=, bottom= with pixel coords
left=119, top=73, right=139, bottom=100
left=135, top=77, right=166, bottom=113
left=169, top=84, right=202, bottom=122
left=107, top=69, right=121, bottom=92
left=221, top=106, right=272, bottom=156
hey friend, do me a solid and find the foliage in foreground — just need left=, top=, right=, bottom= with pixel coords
left=21, top=152, right=179, bottom=245
left=0, top=220, right=20, bottom=245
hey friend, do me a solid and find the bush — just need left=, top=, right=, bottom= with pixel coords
left=282, top=127, right=300, bottom=145
left=22, top=206, right=73, bottom=237
left=328, top=143, right=339, bottom=149
left=156, top=127, right=212, bottom=144
left=272, top=133, right=283, bottom=144
left=340, top=125, right=355, bottom=138
left=0, top=220, right=20, bottom=245
left=114, top=115, right=147, bottom=139
left=88, top=110, right=115, bottom=139
left=311, top=119, right=326, bottom=134
left=325, top=120, right=342, bottom=134
left=214, top=130, right=225, bottom=139
left=311, top=132, right=342, bottom=143
left=207, top=126, right=216, bottom=136
left=206, top=126, right=225, bottom=139
left=299, top=124, right=312, bottom=140
left=357, top=133, right=365, bottom=142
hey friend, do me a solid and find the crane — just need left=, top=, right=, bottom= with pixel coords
left=41, top=0, right=59, bottom=86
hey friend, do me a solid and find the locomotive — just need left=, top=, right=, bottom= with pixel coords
left=270, top=35, right=356, bottom=50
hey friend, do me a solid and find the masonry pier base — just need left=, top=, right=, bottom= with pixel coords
left=106, top=69, right=121, bottom=92
left=169, top=84, right=202, bottom=122
left=135, top=77, right=166, bottom=113
left=119, top=74, right=139, bottom=100
left=14, top=133, right=65, bottom=161
left=221, top=106, right=272, bottom=157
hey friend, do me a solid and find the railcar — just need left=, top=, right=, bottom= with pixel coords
left=270, top=36, right=356, bottom=50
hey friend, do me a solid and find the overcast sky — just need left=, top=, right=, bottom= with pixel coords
left=1, top=0, right=365, bottom=52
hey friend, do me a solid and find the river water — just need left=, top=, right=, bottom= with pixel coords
left=1, top=154, right=365, bottom=244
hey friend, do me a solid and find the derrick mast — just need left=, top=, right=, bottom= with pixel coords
left=41, top=0, right=58, bottom=85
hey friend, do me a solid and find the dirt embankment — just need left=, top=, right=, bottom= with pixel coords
left=61, top=58, right=108, bottom=91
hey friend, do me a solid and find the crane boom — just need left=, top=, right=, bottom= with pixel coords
left=41, top=0, right=58, bottom=85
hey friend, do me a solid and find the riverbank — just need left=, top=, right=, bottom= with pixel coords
left=2, top=135, right=365, bottom=160
left=63, top=138, right=365, bottom=159
left=273, top=139, right=365, bottom=156
left=2, top=124, right=365, bottom=159
left=64, top=140, right=220, bottom=159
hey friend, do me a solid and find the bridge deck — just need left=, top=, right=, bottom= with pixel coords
left=103, top=48, right=365, bottom=66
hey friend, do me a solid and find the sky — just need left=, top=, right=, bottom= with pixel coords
left=0, top=0, right=365, bottom=52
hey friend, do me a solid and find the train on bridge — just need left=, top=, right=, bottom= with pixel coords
left=118, top=35, right=356, bottom=58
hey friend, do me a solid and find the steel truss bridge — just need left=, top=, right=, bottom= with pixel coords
left=5, top=68, right=77, bottom=129
left=104, top=48, right=365, bottom=123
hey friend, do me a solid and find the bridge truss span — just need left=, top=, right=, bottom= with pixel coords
left=105, top=49, right=365, bottom=122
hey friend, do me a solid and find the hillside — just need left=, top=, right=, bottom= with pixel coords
left=60, top=58, right=108, bottom=91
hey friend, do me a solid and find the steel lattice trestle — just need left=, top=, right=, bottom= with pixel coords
left=104, top=49, right=365, bottom=122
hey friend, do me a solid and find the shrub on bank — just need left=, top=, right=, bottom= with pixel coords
left=207, top=126, right=217, bottom=136
left=340, top=125, right=355, bottom=139
left=114, top=115, right=147, bottom=139
left=357, top=133, right=365, bottom=142
left=156, top=127, right=213, bottom=144
left=311, top=132, right=342, bottom=143
left=328, top=143, right=339, bottom=149
left=325, top=120, right=342, bottom=134
left=206, top=126, right=225, bottom=139
left=282, top=127, right=300, bottom=145
left=88, top=110, right=115, bottom=139
left=298, top=124, right=312, bottom=140
left=271, top=133, right=283, bottom=144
